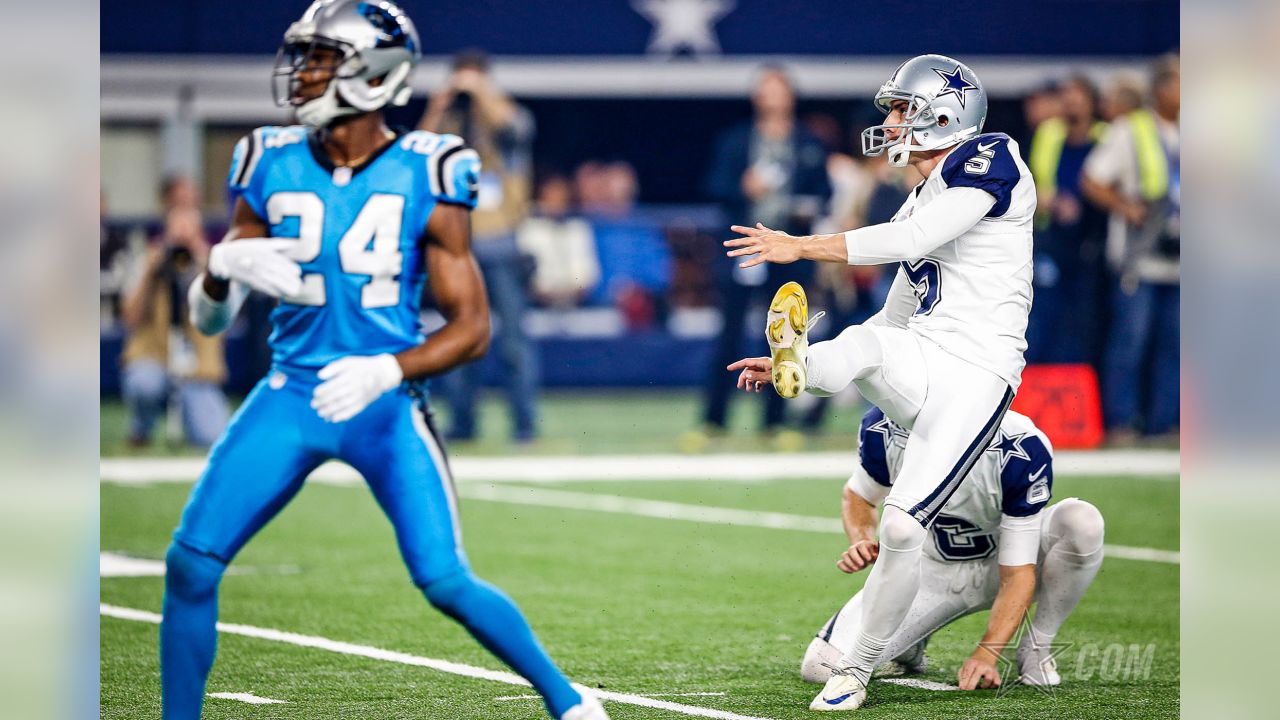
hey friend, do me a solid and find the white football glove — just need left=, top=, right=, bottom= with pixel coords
left=208, top=238, right=304, bottom=298
left=311, top=354, right=404, bottom=423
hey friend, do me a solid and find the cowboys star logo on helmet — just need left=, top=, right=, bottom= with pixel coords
left=931, top=65, right=978, bottom=109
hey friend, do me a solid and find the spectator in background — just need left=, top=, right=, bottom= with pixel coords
left=118, top=177, right=229, bottom=447
left=517, top=174, right=600, bottom=308
left=100, top=189, right=131, bottom=328
left=577, top=161, right=671, bottom=329
left=419, top=50, right=540, bottom=443
left=1026, top=75, right=1110, bottom=364
left=1082, top=54, right=1180, bottom=444
left=1020, top=80, right=1064, bottom=147
left=694, top=66, right=831, bottom=445
left=800, top=123, right=887, bottom=429
left=1100, top=74, right=1146, bottom=122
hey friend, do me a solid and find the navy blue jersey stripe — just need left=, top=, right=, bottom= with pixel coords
left=908, top=385, right=1015, bottom=527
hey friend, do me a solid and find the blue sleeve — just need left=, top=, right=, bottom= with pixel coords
left=858, top=408, right=893, bottom=488
left=1000, top=434, right=1053, bottom=516
left=432, top=140, right=481, bottom=208
left=940, top=134, right=1020, bottom=218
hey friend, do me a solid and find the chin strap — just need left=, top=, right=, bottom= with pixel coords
left=888, top=143, right=911, bottom=168
left=296, top=80, right=359, bottom=128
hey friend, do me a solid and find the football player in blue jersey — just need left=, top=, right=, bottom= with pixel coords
left=162, top=2, right=608, bottom=719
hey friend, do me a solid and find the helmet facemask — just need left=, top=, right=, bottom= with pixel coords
left=861, top=89, right=941, bottom=168
left=273, top=35, right=365, bottom=127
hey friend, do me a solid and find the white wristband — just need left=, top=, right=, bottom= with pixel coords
left=188, top=274, right=247, bottom=335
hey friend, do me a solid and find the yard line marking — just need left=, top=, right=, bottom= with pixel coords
left=456, top=485, right=1181, bottom=565
left=207, top=692, right=288, bottom=705
left=100, top=552, right=165, bottom=577
left=498, top=692, right=727, bottom=701
left=878, top=678, right=959, bottom=692
left=1098, top=545, right=1181, bottom=564
left=99, top=552, right=301, bottom=578
left=101, top=605, right=774, bottom=720
left=99, top=449, right=1178, bottom=485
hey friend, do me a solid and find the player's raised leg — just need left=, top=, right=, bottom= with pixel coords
left=342, top=390, right=603, bottom=720
left=161, top=375, right=329, bottom=720
left=805, top=323, right=928, bottom=430
left=1019, top=499, right=1105, bottom=685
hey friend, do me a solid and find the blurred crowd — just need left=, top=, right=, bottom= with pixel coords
left=101, top=51, right=1179, bottom=447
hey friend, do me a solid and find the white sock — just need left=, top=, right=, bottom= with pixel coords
left=1031, top=500, right=1105, bottom=641
left=836, top=506, right=926, bottom=685
left=805, top=326, right=882, bottom=396
left=1032, top=545, right=1103, bottom=640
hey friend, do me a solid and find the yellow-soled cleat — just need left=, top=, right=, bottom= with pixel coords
left=766, top=281, right=823, bottom=399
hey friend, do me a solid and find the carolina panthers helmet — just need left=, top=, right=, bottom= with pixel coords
left=861, top=54, right=988, bottom=168
left=272, top=0, right=421, bottom=128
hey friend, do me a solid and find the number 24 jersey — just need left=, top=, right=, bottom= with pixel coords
left=226, top=126, right=480, bottom=377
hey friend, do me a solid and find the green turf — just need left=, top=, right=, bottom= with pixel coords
left=101, top=474, right=1179, bottom=719
left=100, top=390, right=867, bottom=458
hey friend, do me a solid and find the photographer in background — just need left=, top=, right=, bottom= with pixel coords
left=119, top=176, right=229, bottom=447
left=419, top=50, right=540, bottom=443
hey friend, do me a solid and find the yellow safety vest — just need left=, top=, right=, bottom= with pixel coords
left=1028, top=117, right=1108, bottom=199
left=1127, top=109, right=1170, bottom=201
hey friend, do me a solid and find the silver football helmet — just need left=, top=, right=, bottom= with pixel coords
left=272, top=0, right=421, bottom=128
left=861, top=54, right=987, bottom=168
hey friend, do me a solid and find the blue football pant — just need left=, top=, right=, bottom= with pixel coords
left=160, top=371, right=580, bottom=719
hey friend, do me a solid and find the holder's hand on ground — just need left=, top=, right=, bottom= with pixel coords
left=836, top=540, right=879, bottom=573
left=208, top=238, right=303, bottom=298
left=724, top=223, right=805, bottom=268
left=728, top=356, right=773, bottom=392
left=957, top=652, right=1003, bottom=690
left=311, top=354, right=404, bottom=423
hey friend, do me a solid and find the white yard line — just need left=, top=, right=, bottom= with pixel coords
left=1097, top=545, right=1181, bottom=564
left=878, top=678, right=959, bottom=692
left=207, top=692, right=288, bottom=705
left=99, top=449, right=1178, bottom=486
left=100, top=552, right=165, bottom=577
left=100, top=552, right=300, bottom=578
left=101, top=605, right=774, bottom=720
left=456, top=484, right=1180, bottom=565
left=97, top=478, right=1179, bottom=566
left=498, top=692, right=727, bottom=701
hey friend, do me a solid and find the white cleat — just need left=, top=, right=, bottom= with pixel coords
left=560, top=685, right=610, bottom=720
left=887, top=638, right=928, bottom=675
left=766, top=281, right=825, bottom=399
left=1016, top=635, right=1061, bottom=687
left=808, top=666, right=868, bottom=712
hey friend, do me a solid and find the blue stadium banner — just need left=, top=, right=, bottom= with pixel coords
left=103, top=0, right=1178, bottom=57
